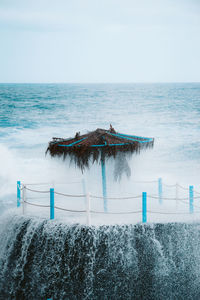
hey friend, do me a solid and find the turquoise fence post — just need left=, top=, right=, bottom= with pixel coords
left=17, top=181, right=21, bottom=207
left=189, top=185, right=194, bottom=214
left=158, top=178, right=163, bottom=204
left=142, top=192, right=147, bottom=223
left=50, top=188, right=54, bottom=220
left=101, top=156, right=107, bottom=212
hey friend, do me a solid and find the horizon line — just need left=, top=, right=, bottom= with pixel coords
left=0, top=81, right=200, bottom=84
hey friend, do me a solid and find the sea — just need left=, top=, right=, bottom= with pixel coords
left=1, top=83, right=200, bottom=299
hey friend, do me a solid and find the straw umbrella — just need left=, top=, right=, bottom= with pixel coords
left=46, top=125, right=154, bottom=211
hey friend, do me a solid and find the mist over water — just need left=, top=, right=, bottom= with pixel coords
left=1, top=83, right=200, bottom=215
left=1, top=83, right=200, bottom=298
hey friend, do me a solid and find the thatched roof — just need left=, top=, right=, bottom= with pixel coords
left=46, top=125, right=154, bottom=171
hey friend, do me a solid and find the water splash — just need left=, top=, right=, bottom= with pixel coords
left=1, top=214, right=200, bottom=299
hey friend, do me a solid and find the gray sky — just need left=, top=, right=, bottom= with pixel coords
left=0, top=0, right=199, bottom=83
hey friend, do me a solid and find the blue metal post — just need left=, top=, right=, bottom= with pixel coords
left=101, top=156, right=107, bottom=212
left=158, top=178, right=163, bottom=204
left=142, top=192, right=147, bottom=223
left=189, top=185, right=194, bottom=214
left=50, top=188, right=54, bottom=220
left=17, top=181, right=21, bottom=207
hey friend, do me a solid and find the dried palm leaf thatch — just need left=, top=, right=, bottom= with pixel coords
left=46, top=126, right=154, bottom=171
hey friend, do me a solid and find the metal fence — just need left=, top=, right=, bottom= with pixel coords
left=16, top=178, right=200, bottom=225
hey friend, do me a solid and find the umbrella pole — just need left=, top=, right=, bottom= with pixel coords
left=101, top=155, right=107, bottom=212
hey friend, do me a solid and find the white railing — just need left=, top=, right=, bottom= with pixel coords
left=16, top=179, right=200, bottom=225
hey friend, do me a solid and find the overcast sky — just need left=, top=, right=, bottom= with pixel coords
left=0, top=0, right=199, bottom=83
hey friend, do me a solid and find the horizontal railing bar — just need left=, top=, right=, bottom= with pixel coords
left=54, top=191, right=86, bottom=198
